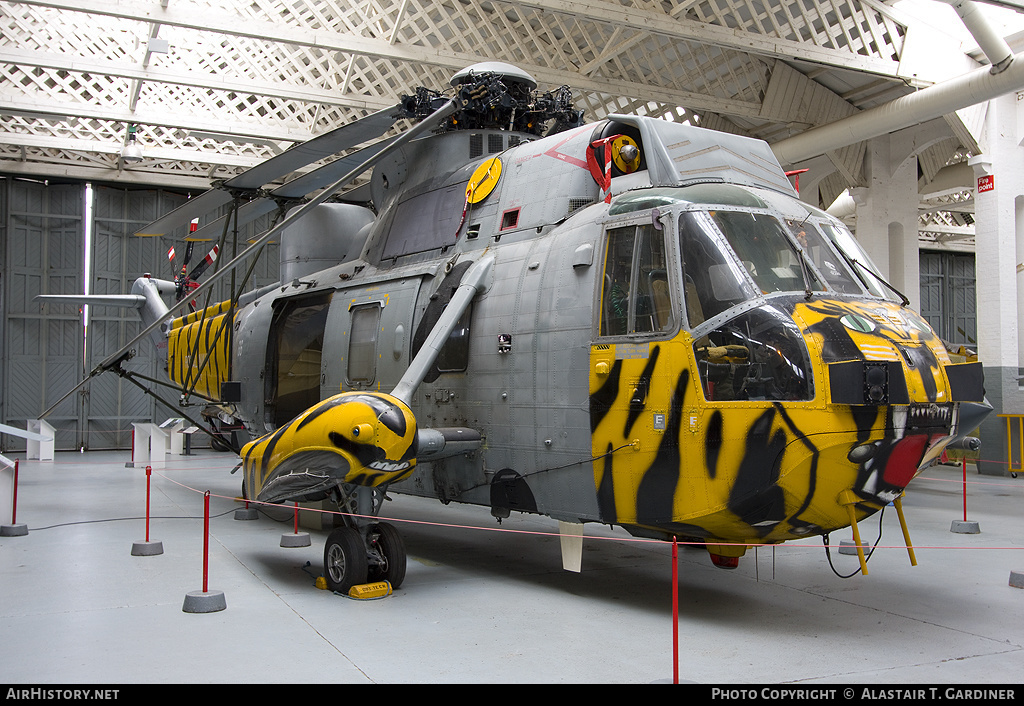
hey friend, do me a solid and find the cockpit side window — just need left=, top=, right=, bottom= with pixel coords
left=599, top=223, right=674, bottom=337
left=817, top=221, right=895, bottom=301
left=786, top=219, right=863, bottom=294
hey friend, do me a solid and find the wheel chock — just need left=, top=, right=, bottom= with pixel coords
left=347, top=581, right=392, bottom=599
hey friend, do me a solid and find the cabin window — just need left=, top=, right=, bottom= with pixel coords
left=348, top=304, right=381, bottom=385
left=266, top=292, right=332, bottom=427
left=599, top=223, right=674, bottom=337
left=436, top=306, right=473, bottom=373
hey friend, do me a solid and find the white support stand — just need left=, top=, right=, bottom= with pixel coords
left=0, top=455, right=16, bottom=525
left=26, top=421, right=55, bottom=461
left=150, top=424, right=169, bottom=459
left=129, top=423, right=169, bottom=467
left=181, top=426, right=199, bottom=456
left=160, top=418, right=186, bottom=456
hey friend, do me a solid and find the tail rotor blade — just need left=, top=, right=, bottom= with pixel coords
left=180, top=241, right=196, bottom=274
left=187, top=245, right=219, bottom=282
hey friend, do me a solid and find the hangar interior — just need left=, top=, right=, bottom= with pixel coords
left=1, top=0, right=1023, bottom=685
left=2, top=0, right=1024, bottom=460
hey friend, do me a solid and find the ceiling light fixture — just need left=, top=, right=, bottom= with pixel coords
left=121, top=123, right=143, bottom=163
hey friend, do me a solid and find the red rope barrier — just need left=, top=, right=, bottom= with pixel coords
left=137, top=462, right=1024, bottom=557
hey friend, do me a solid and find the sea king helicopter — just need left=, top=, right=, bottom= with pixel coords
left=39, top=62, right=990, bottom=592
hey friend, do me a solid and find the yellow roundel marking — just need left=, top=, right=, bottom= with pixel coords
left=466, top=157, right=502, bottom=204
left=611, top=135, right=641, bottom=174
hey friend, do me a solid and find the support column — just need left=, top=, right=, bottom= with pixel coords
left=851, top=134, right=922, bottom=310
left=969, top=90, right=1024, bottom=475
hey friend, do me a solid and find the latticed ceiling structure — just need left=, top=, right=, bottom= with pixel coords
left=1, top=0, right=1020, bottom=229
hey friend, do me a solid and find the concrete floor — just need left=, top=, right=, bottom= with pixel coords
left=0, top=449, right=1021, bottom=685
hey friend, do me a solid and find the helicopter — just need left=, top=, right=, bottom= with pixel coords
left=37, top=62, right=990, bottom=593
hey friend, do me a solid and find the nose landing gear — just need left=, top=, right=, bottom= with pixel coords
left=322, top=484, right=408, bottom=594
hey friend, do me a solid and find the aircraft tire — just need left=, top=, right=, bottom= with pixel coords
left=323, top=527, right=368, bottom=593
left=369, top=522, right=406, bottom=589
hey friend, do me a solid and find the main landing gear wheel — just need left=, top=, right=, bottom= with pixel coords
left=368, top=522, right=407, bottom=589
left=323, top=527, right=368, bottom=593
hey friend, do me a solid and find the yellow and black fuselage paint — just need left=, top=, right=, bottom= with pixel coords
left=589, top=296, right=967, bottom=552
left=167, top=300, right=233, bottom=401
left=241, top=391, right=418, bottom=505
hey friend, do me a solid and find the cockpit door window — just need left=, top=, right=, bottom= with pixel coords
left=599, top=223, right=674, bottom=337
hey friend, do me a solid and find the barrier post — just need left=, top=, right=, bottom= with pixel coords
left=203, top=491, right=210, bottom=593
left=183, top=490, right=226, bottom=613
left=672, top=537, right=679, bottom=685
left=1, top=459, right=28, bottom=537
left=963, top=458, right=967, bottom=522
left=131, top=465, right=163, bottom=555
left=951, top=457, right=981, bottom=534
left=280, top=500, right=311, bottom=547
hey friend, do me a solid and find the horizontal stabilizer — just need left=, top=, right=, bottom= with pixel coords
left=36, top=294, right=145, bottom=308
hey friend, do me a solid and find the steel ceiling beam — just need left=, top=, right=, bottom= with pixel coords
left=10, top=0, right=767, bottom=119
left=513, top=0, right=904, bottom=77
left=0, top=48, right=394, bottom=114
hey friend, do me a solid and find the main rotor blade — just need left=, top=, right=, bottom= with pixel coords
left=95, top=97, right=460, bottom=374
left=182, top=138, right=399, bottom=242
left=223, top=103, right=402, bottom=191
left=135, top=189, right=235, bottom=238
left=133, top=103, right=402, bottom=237
left=268, top=136, right=400, bottom=200
left=186, top=198, right=280, bottom=243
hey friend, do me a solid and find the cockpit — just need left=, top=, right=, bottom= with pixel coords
left=601, top=182, right=901, bottom=404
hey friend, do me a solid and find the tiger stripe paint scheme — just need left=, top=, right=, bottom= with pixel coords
left=589, top=295, right=972, bottom=555
left=167, top=301, right=233, bottom=401
left=241, top=391, right=419, bottom=505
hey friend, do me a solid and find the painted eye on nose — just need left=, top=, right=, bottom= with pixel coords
left=840, top=314, right=875, bottom=333
left=351, top=423, right=374, bottom=440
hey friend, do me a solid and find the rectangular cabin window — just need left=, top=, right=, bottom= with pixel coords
left=436, top=306, right=472, bottom=373
left=348, top=304, right=381, bottom=385
left=599, top=223, right=674, bottom=337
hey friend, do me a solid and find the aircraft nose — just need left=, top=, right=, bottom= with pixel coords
left=957, top=399, right=993, bottom=434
